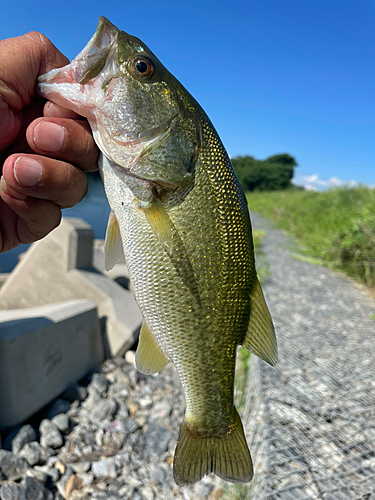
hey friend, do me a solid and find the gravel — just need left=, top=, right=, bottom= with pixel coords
left=1, top=212, right=373, bottom=499
left=0, top=356, right=220, bottom=499
left=245, top=212, right=375, bottom=499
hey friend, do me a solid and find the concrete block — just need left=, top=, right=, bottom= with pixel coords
left=0, top=274, right=9, bottom=289
left=0, top=300, right=103, bottom=428
left=0, top=218, right=141, bottom=357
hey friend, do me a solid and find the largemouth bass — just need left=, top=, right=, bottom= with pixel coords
left=37, top=17, right=277, bottom=486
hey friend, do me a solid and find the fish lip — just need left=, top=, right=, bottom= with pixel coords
left=38, top=16, right=118, bottom=87
left=70, top=17, right=118, bottom=84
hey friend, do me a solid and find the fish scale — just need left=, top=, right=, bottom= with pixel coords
left=37, top=16, right=277, bottom=486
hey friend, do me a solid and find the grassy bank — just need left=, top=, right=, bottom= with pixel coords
left=247, top=186, right=375, bottom=287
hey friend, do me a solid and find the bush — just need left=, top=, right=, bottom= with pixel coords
left=232, top=153, right=297, bottom=191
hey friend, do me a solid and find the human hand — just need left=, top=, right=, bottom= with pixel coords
left=0, top=31, right=99, bottom=252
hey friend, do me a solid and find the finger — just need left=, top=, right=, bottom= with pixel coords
left=44, top=101, right=81, bottom=120
left=1, top=153, right=88, bottom=209
left=0, top=32, right=68, bottom=110
left=26, top=117, right=99, bottom=172
left=0, top=191, right=61, bottom=250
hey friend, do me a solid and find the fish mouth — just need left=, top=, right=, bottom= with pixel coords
left=38, top=17, right=118, bottom=88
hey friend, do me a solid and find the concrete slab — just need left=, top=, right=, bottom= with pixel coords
left=0, top=218, right=141, bottom=357
left=0, top=274, right=9, bottom=289
left=0, top=300, right=103, bottom=428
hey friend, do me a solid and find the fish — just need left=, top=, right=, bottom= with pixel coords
left=37, top=17, right=277, bottom=486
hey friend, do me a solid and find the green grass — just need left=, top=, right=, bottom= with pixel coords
left=247, top=186, right=375, bottom=288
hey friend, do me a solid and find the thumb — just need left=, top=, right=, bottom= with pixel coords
left=0, top=31, right=69, bottom=113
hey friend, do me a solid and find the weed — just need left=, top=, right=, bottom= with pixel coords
left=247, top=186, right=375, bottom=287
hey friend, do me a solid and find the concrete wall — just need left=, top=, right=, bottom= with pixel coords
left=0, top=300, right=103, bottom=427
left=0, top=218, right=142, bottom=357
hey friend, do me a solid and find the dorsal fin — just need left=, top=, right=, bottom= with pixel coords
left=135, top=320, right=169, bottom=374
left=104, top=211, right=124, bottom=271
left=241, top=278, right=278, bottom=366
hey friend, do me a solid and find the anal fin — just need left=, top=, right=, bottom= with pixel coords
left=242, top=278, right=278, bottom=366
left=135, top=321, right=169, bottom=375
left=104, top=211, right=125, bottom=271
left=173, top=409, right=253, bottom=486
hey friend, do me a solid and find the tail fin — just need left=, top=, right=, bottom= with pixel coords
left=173, top=409, right=253, bottom=486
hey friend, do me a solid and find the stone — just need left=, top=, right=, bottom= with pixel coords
left=55, top=473, right=73, bottom=497
left=51, top=414, right=69, bottom=433
left=90, top=398, right=117, bottom=423
left=19, top=442, right=42, bottom=466
left=122, top=418, right=139, bottom=434
left=0, top=451, right=29, bottom=481
left=118, top=485, right=133, bottom=498
left=64, top=474, right=82, bottom=500
left=70, top=462, right=91, bottom=474
left=11, top=426, right=37, bottom=455
left=91, top=458, right=117, bottom=479
left=141, top=487, right=155, bottom=500
left=124, top=351, right=135, bottom=366
left=39, top=420, right=63, bottom=449
left=148, top=465, right=166, bottom=484
left=79, top=472, right=94, bottom=486
left=89, top=373, right=108, bottom=394
left=0, top=299, right=103, bottom=427
left=125, top=475, right=142, bottom=488
left=139, top=397, right=153, bottom=410
left=25, top=467, right=48, bottom=484
left=0, top=482, right=21, bottom=500
left=194, top=482, right=214, bottom=498
left=113, top=396, right=129, bottom=418
left=45, top=400, right=71, bottom=420
left=114, top=452, right=130, bottom=467
left=150, top=401, right=172, bottom=420
left=76, top=387, right=88, bottom=401
left=131, top=459, right=142, bottom=471
left=144, top=422, right=171, bottom=457
left=39, top=447, right=54, bottom=464
left=48, top=468, right=60, bottom=483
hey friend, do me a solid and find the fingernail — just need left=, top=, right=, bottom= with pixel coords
left=0, top=175, right=7, bottom=193
left=33, top=121, right=65, bottom=152
left=0, top=175, right=27, bottom=200
left=14, top=157, right=42, bottom=187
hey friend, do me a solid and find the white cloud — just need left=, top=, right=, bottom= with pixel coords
left=293, top=173, right=358, bottom=191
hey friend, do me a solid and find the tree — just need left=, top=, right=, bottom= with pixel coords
left=231, top=153, right=298, bottom=191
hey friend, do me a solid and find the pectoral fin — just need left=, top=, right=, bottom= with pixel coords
left=141, top=198, right=173, bottom=255
left=104, top=211, right=124, bottom=271
left=135, top=321, right=169, bottom=374
left=241, top=278, right=278, bottom=366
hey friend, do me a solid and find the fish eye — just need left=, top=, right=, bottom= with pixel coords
left=130, top=56, right=154, bottom=78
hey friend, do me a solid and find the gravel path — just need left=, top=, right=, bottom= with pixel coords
left=245, top=212, right=375, bottom=500
left=1, top=212, right=374, bottom=500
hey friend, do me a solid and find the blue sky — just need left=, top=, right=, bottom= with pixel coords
left=2, top=0, right=375, bottom=189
